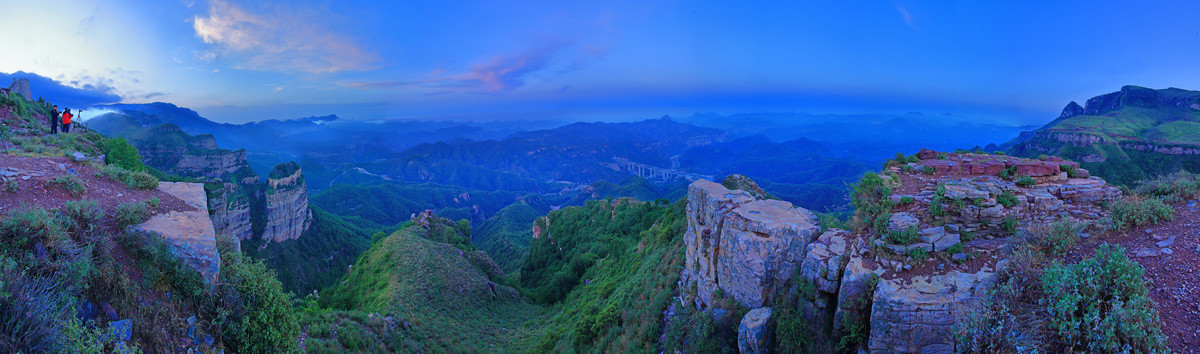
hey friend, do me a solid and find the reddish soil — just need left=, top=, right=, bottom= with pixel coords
left=0, top=154, right=193, bottom=214
left=1067, top=202, right=1200, bottom=352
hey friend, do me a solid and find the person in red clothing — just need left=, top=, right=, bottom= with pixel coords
left=61, top=108, right=72, bottom=133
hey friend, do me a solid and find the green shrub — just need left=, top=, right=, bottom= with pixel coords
left=115, top=198, right=160, bottom=229
left=59, top=200, right=104, bottom=239
left=899, top=196, right=914, bottom=205
left=993, top=151, right=1005, bottom=155
left=929, top=185, right=947, bottom=217
left=0, top=207, right=66, bottom=251
left=1136, top=170, right=1200, bottom=201
left=1015, top=176, right=1036, bottom=187
left=0, top=273, right=76, bottom=353
left=1109, top=196, right=1173, bottom=230
left=215, top=252, right=301, bottom=353
left=908, top=247, right=927, bottom=262
left=836, top=273, right=879, bottom=351
left=1025, top=218, right=1079, bottom=257
left=1000, top=217, right=1019, bottom=236
left=885, top=226, right=919, bottom=245
left=47, top=175, right=86, bottom=197
left=2, top=180, right=15, bottom=193
left=850, top=173, right=895, bottom=233
left=100, top=137, right=148, bottom=172
left=1059, top=164, right=1081, bottom=178
left=945, top=242, right=964, bottom=255
left=1041, top=244, right=1168, bottom=352
left=998, top=166, right=1016, bottom=180
left=972, top=197, right=986, bottom=207
left=997, top=191, right=1018, bottom=208
left=921, top=166, right=936, bottom=175
left=96, top=165, right=159, bottom=190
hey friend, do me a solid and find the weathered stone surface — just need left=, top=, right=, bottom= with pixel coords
left=737, top=307, right=773, bottom=354
left=888, top=212, right=919, bottom=232
left=7, top=78, right=30, bottom=100
left=800, top=229, right=850, bottom=294
left=206, top=182, right=252, bottom=247
left=682, top=180, right=820, bottom=309
left=867, top=270, right=998, bottom=353
left=833, top=253, right=884, bottom=337
left=1013, top=161, right=1059, bottom=177
left=261, top=163, right=311, bottom=243
left=132, top=182, right=220, bottom=283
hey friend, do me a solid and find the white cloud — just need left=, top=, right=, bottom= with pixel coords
left=193, top=0, right=379, bottom=74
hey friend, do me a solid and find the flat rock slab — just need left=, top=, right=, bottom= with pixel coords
left=133, top=182, right=220, bottom=283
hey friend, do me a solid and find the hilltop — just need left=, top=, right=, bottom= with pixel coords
left=1005, top=85, right=1200, bottom=185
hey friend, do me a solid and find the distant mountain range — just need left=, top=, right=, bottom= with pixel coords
left=1004, top=85, right=1200, bottom=185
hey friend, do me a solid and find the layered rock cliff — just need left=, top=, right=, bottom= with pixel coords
left=131, top=124, right=256, bottom=182
left=681, top=179, right=820, bottom=310
left=261, top=162, right=311, bottom=243
left=1003, top=85, right=1200, bottom=186
left=206, top=182, right=253, bottom=248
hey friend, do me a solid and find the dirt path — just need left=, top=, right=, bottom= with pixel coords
left=0, top=154, right=192, bottom=213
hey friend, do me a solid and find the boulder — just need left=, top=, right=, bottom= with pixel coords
left=100, top=302, right=118, bottom=321
left=867, top=270, right=997, bottom=353
left=916, top=149, right=938, bottom=160
left=737, top=307, right=773, bottom=354
left=71, top=151, right=86, bottom=162
left=682, top=180, right=820, bottom=309
left=887, top=212, right=919, bottom=232
left=109, top=319, right=133, bottom=341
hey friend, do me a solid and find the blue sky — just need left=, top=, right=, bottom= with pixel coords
left=2, top=1, right=1200, bottom=124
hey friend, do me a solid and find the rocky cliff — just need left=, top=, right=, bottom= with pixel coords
left=131, top=124, right=256, bottom=181
left=132, top=182, right=221, bottom=283
left=1003, top=85, right=1200, bottom=186
left=206, top=182, right=253, bottom=248
left=680, top=152, right=1123, bottom=352
left=261, top=162, right=311, bottom=243
left=681, top=179, right=820, bottom=310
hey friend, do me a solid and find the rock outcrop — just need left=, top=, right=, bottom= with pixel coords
left=7, top=78, right=30, bottom=100
left=260, top=162, right=311, bottom=243
left=132, top=124, right=255, bottom=181
left=681, top=179, right=820, bottom=309
left=206, top=182, right=253, bottom=248
left=867, top=270, right=998, bottom=353
left=132, top=182, right=220, bottom=283
left=677, top=164, right=1122, bottom=352
left=737, top=307, right=774, bottom=354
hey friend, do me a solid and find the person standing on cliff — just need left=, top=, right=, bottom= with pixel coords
left=61, top=108, right=72, bottom=133
left=48, top=105, right=59, bottom=134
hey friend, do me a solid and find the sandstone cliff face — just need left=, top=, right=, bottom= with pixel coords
left=261, top=162, right=311, bottom=243
left=133, top=182, right=221, bottom=283
left=206, top=182, right=253, bottom=248
left=681, top=179, right=820, bottom=309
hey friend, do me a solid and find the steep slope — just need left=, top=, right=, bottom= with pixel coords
left=1005, top=85, right=1200, bottom=185
left=516, top=198, right=688, bottom=351
left=470, top=197, right=553, bottom=274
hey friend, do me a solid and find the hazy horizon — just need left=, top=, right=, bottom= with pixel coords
left=5, top=1, right=1200, bottom=125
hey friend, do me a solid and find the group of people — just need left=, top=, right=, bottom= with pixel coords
left=47, top=105, right=73, bottom=134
